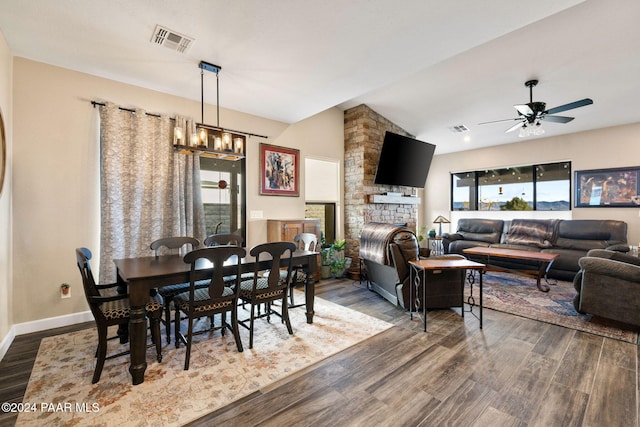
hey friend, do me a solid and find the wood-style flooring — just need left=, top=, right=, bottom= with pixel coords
left=1, top=278, right=638, bottom=427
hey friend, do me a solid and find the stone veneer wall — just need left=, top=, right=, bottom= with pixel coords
left=344, top=104, right=418, bottom=259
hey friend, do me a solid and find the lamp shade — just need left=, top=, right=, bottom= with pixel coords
left=433, top=215, right=450, bottom=224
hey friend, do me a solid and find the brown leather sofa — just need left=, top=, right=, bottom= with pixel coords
left=573, top=249, right=640, bottom=327
left=360, top=222, right=465, bottom=310
left=443, top=218, right=628, bottom=281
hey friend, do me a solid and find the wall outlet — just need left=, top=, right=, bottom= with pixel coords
left=60, top=284, right=71, bottom=299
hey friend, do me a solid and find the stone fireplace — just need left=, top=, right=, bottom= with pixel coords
left=344, top=104, right=419, bottom=259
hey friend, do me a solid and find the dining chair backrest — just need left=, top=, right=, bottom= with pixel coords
left=204, top=233, right=244, bottom=247
left=183, top=246, right=246, bottom=303
left=293, top=233, right=318, bottom=252
left=76, top=247, right=100, bottom=299
left=150, top=236, right=199, bottom=257
left=250, top=241, right=297, bottom=289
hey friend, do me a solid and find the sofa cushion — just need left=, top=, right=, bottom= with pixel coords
left=557, top=219, right=627, bottom=242
left=554, top=238, right=610, bottom=251
left=456, top=218, right=503, bottom=244
left=504, top=219, right=558, bottom=248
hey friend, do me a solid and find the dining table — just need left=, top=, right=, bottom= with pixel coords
left=113, top=249, right=318, bottom=385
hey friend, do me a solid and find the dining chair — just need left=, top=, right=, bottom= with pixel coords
left=75, top=247, right=163, bottom=383
left=289, top=232, right=318, bottom=308
left=173, top=246, right=246, bottom=370
left=150, top=236, right=200, bottom=257
left=204, top=233, right=252, bottom=287
left=150, top=236, right=206, bottom=343
left=238, top=241, right=297, bottom=349
left=204, top=233, right=244, bottom=247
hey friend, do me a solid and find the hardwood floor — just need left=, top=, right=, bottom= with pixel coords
left=1, top=278, right=638, bottom=426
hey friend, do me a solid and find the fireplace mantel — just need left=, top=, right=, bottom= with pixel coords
left=367, top=194, right=421, bottom=205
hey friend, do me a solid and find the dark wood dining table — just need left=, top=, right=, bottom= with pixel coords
left=113, top=249, right=318, bottom=385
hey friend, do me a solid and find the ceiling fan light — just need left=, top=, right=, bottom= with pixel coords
left=518, top=124, right=528, bottom=138
left=533, top=120, right=545, bottom=135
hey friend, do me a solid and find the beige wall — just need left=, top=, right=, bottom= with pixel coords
left=0, top=32, right=13, bottom=343
left=423, top=123, right=640, bottom=244
left=11, top=58, right=344, bottom=325
left=7, top=55, right=640, bottom=335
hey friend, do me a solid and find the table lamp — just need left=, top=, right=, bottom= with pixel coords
left=433, top=215, right=450, bottom=236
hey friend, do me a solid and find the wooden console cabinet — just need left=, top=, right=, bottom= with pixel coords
left=267, top=219, right=321, bottom=243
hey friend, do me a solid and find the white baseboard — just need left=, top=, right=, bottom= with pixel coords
left=0, top=328, right=16, bottom=363
left=0, top=311, right=93, bottom=362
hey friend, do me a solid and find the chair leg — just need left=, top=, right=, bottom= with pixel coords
left=231, top=306, right=243, bottom=352
left=174, top=307, right=182, bottom=348
left=249, top=303, right=255, bottom=349
left=289, top=281, right=296, bottom=306
left=164, top=298, right=172, bottom=344
left=282, top=296, right=293, bottom=335
left=184, top=314, right=194, bottom=370
left=151, top=315, right=163, bottom=363
left=93, top=324, right=108, bottom=384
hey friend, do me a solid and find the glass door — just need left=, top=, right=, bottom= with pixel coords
left=200, top=157, right=246, bottom=244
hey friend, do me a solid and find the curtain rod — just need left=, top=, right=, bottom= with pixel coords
left=90, top=100, right=268, bottom=139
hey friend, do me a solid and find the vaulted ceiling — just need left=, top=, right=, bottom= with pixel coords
left=1, top=0, right=638, bottom=154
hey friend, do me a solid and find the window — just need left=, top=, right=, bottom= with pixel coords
left=200, top=157, right=246, bottom=242
left=451, top=161, right=571, bottom=211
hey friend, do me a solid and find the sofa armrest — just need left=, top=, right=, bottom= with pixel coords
left=585, top=249, right=640, bottom=266
left=606, top=243, right=631, bottom=253
left=578, top=256, right=640, bottom=282
left=442, top=232, right=462, bottom=242
left=441, top=233, right=462, bottom=253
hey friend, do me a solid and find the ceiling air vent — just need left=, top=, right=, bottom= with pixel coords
left=151, top=25, right=194, bottom=53
left=448, top=124, right=469, bottom=133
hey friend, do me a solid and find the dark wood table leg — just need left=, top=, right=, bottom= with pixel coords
left=128, top=304, right=148, bottom=385
left=304, top=255, right=316, bottom=323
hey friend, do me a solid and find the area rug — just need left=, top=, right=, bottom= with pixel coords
left=469, top=272, right=640, bottom=344
left=17, top=296, right=392, bottom=427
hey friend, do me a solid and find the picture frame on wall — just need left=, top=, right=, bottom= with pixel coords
left=259, top=143, right=300, bottom=196
left=575, top=166, right=640, bottom=207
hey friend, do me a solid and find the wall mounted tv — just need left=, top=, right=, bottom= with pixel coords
left=374, top=131, right=436, bottom=188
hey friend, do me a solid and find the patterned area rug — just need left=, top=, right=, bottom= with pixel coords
left=469, top=272, right=640, bottom=344
left=17, top=296, right=392, bottom=426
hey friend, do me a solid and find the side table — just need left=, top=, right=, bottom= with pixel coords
left=428, top=236, right=444, bottom=256
left=408, top=258, right=485, bottom=332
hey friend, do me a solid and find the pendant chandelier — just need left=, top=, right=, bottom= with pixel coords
left=173, top=60, right=266, bottom=160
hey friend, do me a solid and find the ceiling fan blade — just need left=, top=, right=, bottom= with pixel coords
left=540, top=115, right=574, bottom=123
left=505, top=121, right=525, bottom=133
left=478, top=117, right=521, bottom=125
left=545, top=98, right=593, bottom=115
left=514, top=104, right=533, bottom=116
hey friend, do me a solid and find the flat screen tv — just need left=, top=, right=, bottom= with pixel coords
left=374, top=131, right=436, bottom=188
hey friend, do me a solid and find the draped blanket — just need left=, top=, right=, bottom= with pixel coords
left=359, top=222, right=413, bottom=265
left=505, top=218, right=560, bottom=248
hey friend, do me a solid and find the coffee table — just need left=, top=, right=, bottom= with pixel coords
left=463, top=246, right=558, bottom=292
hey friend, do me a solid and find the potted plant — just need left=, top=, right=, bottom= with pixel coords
left=328, top=239, right=347, bottom=278
left=416, top=226, right=431, bottom=258
left=320, top=247, right=332, bottom=279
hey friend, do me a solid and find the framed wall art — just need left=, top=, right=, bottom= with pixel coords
left=575, top=166, right=640, bottom=207
left=259, top=143, right=300, bottom=196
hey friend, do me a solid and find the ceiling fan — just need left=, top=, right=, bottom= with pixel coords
left=479, top=80, right=593, bottom=135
